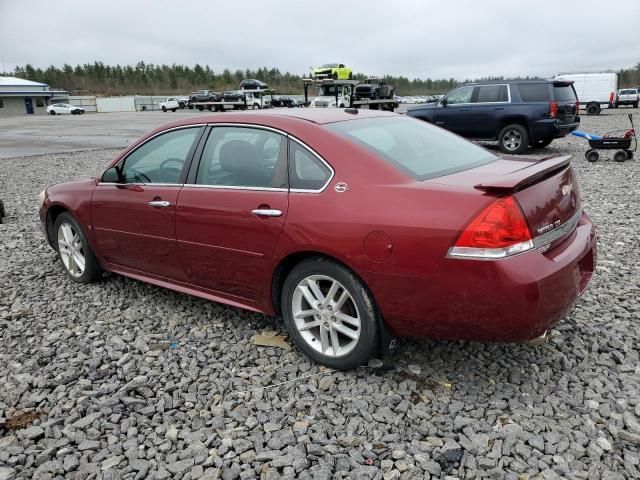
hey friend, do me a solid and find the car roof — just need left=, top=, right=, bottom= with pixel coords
left=461, top=79, right=552, bottom=86
left=160, top=108, right=397, bottom=129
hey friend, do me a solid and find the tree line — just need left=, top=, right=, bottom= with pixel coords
left=5, top=62, right=459, bottom=96
left=4, top=61, right=640, bottom=96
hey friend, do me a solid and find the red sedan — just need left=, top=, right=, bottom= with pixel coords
left=39, top=109, right=596, bottom=368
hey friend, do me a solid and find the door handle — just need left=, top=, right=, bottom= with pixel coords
left=459, top=109, right=469, bottom=112
left=148, top=200, right=171, bottom=208
left=252, top=209, right=282, bottom=217
left=494, top=107, right=505, bottom=111
left=435, top=121, right=445, bottom=125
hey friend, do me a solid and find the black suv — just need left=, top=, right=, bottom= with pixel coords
left=406, top=80, right=579, bottom=153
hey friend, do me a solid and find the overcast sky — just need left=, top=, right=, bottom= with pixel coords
left=1, top=0, right=639, bottom=80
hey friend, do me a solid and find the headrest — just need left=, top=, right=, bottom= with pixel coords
left=219, top=140, right=260, bottom=173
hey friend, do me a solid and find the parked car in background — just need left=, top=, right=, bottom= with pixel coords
left=271, top=96, right=301, bottom=108
left=309, top=83, right=351, bottom=108
left=615, top=88, right=639, bottom=108
left=312, top=63, right=352, bottom=80
left=47, top=103, right=85, bottom=115
left=244, top=91, right=271, bottom=109
left=354, top=78, right=394, bottom=100
left=189, top=90, right=221, bottom=103
left=39, top=109, right=596, bottom=369
left=407, top=80, right=580, bottom=154
left=553, top=73, right=618, bottom=115
left=158, top=97, right=183, bottom=112
left=240, top=79, right=269, bottom=90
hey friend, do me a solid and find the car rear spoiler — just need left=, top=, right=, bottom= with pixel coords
left=474, top=155, right=571, bottom=192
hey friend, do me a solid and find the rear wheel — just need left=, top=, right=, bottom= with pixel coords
left=49, top=110, right=56, bottom=115
left=585, top=149, right=599, bottom=162
left=498, top=124, right=529, bottom=154
left=282, top=258, right=378, bottom=369
left=348, top=72, right=353, bottom=80
left=634, top=102, right=639, bottom=108
left=614, top=150, right=627, bottom=162
left=172, top=108, right=177, bottom=112
left=531, top=138, right=553, bottom=149
left=625, top=150, right=634, bottom=159
left=161, top=106, right=167, bottom=112
left=53, top=212, right=101, bottom=284
left=586, top=103, right=600, bottom=115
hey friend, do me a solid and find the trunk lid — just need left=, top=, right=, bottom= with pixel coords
left=430, top=155, right=582, bottom=250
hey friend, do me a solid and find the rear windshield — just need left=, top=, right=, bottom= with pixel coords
left=620, top=89, right=637, bottom=95
left=517, top=83, right=550, bottom=102
left=553, top=85, right=577, bottom=101
left=327, top=116, right=497, bottom=180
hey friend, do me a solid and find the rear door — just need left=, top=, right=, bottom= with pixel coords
left=466, top=84, right=510, bottom=139
left=92, top=126, right=203, bottom=280
left=176, top=125, right=289, bottom=302
left=552, top=82, right=579, bottom=124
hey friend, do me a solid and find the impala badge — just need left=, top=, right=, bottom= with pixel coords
left=562, top=184, right=572, bottom=196
left=334, top=182, right=349, bottom=193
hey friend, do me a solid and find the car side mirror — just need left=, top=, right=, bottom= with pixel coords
left=440, top=97, right=448, bottom=106
left=102, top=166, right=123, bottom=183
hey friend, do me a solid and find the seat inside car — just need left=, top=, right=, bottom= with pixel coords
left=215, top=140, right=271, bottom=187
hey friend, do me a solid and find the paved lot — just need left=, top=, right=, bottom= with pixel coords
left=0, top=109, right=639, bottom=479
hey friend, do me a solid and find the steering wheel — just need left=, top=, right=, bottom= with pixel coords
left=128, top=167, right=152, bottom=183
left=157, top=158, right=184, bottom=183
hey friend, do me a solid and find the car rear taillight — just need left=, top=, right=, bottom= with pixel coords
left=448, top=196, right=534, bottom=259
left=575, top=100, right=579, bottom=113
left=609, top=92, right=615, bottom=104
left=549, top=101, right=558, bottom=118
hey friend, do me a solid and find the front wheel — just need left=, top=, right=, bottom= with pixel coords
left=53, top=212, right=101, bottom=284
left=162, top=106, right=167, bottom=112
left=49, top=110, right=56, bottom=115
left=498, top=124, right=529, bottom=154
left=614, top=150, right=627, bottom=162
left=585, top=149, right=599, bottom=162
left=282, top=258, right=379, bottom=369
left=172, top=108, right=177, bottom=112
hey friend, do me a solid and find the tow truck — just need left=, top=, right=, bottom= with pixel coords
left=302, top=78, right=398, bottom=111
left=188, top=89, right=274, bottom=112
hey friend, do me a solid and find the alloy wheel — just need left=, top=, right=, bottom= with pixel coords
left=503, top=129, right=522, bottom=151
left=57, top=222, right=86, bottom=278
left=291, top=275, right=361, bottom=357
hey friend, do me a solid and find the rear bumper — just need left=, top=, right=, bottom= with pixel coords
left=361, top=212, right=596, bottom=342
left=530, top=119, right=579, bottom=141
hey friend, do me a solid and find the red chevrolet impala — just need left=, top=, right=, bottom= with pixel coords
left=39, top=109, right=596, bottom=368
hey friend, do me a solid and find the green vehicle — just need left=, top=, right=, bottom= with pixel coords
left=312, top=63, right=353, bottom=80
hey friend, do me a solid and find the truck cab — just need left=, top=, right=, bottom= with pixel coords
left=310, top=84, right=351, bottom=108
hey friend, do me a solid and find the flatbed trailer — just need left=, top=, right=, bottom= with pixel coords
left=188, top=88, right=274, bottom=112
left=302, top=78, right=398, bottom=112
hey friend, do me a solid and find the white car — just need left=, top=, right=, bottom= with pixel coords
left=616, top=88, right=639, bottom=108
left=47, top=103, right=85, bottom=115
left=244, top=92, right=271, bottom=109
left=309, top=84, right=351, bottom=108
left=158, top=97, right=185, bottom=112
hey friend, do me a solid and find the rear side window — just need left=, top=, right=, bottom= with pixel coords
left=289, top=141, right=332, bottom=191
left=476, top=85, right=508, bottom=103
left=517, top=84, right=550, bottom=102
left=328, top=116, right=496, bottom=181
left=553, top=85, right=577, bottom=101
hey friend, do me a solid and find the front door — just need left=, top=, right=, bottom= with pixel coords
left=92, top=126, right=202, bottom=280
left=432, top=86, right=476, bottom=136
left=176, top=126, right=289, bottom=302
left=25, top=98, right=34, bottom=114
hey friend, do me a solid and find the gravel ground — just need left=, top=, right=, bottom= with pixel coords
left=1, top=109, right=639, bottom=480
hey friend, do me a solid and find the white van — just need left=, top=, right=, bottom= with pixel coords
left=553, top=73, right=618, bottom=115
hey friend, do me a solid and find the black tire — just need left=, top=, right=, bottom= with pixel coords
left=197, top=106, right=204, bottom=111
left=53, top=212, right=101, bottom=284
left=172, top=108, right=177, bottom=112
left=281, top=257, right=379, bottom=369
left=498, top=124, right=529, bottom=154
left=586, top=103, right=600, bottom=115
left=333, top=72, right=338, bottom=80
left=161, top=106, right=167, bottom=112
left=531, top=138, right=553, bottom=149
left=625, top=150, right=633, bottom=159
left=49, top=110, right=56, bottom=115
left=585, top=149, right=599, bottom=162
left=634, top=102, right=639, bottom=108
left=614, top=150, right=627, bottom=162
left=179, top=102, right=185, bottom=109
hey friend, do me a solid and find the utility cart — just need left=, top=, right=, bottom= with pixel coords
left=571, top=113, right=637, bottom=162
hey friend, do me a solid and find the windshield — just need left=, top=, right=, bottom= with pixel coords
left=320, top=63, right=339, bottom=68
left=620, top=89, right=636, bottom=95
left=317, top=85, right=342, bottom=96
left=327, top=116, right=497, bottom=180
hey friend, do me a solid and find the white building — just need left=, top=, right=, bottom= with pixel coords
left=0, top=76, right=67, bottom=116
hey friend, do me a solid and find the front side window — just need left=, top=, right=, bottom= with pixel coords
left=196, top=127, right=287, bottom=188
left=476, top=85, right=508, bottom=103
left=120, top=128, right=199, bottom=184
left=289, top=141, right=332, bottom=191
left=328, top=116, right=496, bottom=181
left=445, top=86, right=474, bottom=105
